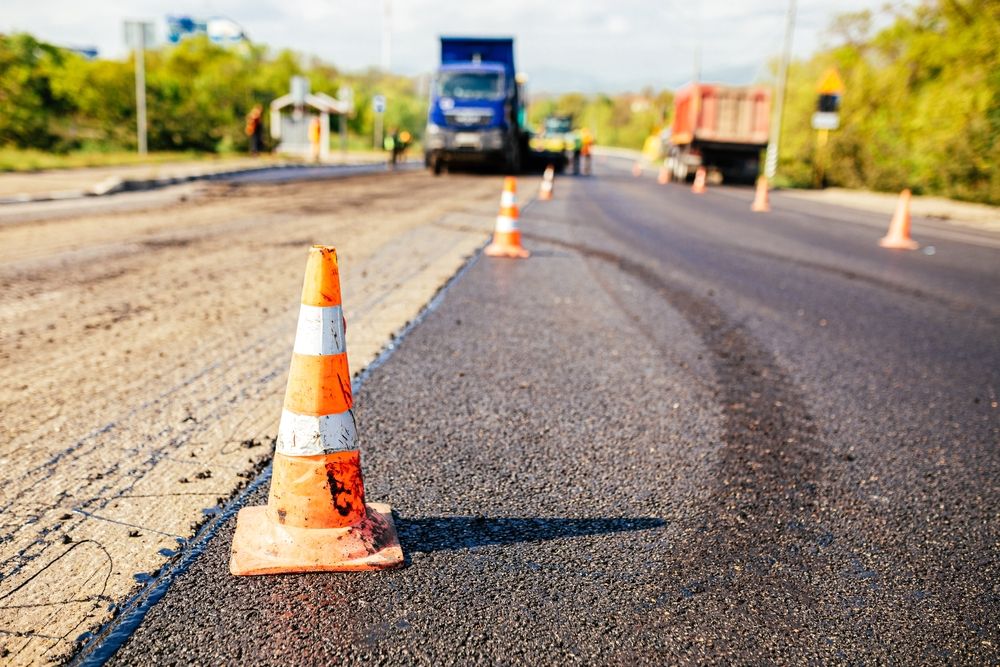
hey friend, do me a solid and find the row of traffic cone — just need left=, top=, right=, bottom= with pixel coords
left=643, top=161, right=919, bottom=249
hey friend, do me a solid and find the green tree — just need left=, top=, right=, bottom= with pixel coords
left=775, top=1, right=1000, bottom=203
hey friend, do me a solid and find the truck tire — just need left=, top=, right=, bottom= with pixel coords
left=675, top=162, right=688, bottom=182
left=431, top=155, right=443, bottom=176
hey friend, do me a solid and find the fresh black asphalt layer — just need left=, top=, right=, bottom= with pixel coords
left=104, top=160, right=998, bottom=664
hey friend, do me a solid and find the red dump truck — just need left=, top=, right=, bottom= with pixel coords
left=666, top=83, right=770, bottom=183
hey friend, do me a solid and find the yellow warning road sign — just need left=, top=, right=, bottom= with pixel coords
left=817, top=67, right=845, bottom=94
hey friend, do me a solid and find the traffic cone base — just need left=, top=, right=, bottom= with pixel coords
left=485, top=230, right=530, bottom=258
left=879, top=236, right=919, bottom=250
left=229, top=502, right=402, bottom=575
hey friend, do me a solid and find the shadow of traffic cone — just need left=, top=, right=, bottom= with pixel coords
left=691, top=167, right=707, bottom=194
left=657, top=163, right=671, bottom=185
left=879, top=189, right=919, bottom=250
left=484, top=177, right=530, bottom=258
left=751, top=176, right=770, bottom=212
left=230, top=246, right=404, bottom=575
left=632, top=162, right=642, bottom=177
left=538, top=165, right=554, bottom=201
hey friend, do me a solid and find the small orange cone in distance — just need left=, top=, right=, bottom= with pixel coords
left=229, top=246, right=404, bottom=575
left=485, top=177, right=530, bottom=259
left=632, top=162, right=642, bottom=177
left=691, top=167, right=707, bottom=194
left=539, top=165, right=554, bottom=201
left=751, top=176, right=770, bottom=212
left=657, top=163, right=671, bottom=185
left=879, top=189, right=919, bottom=250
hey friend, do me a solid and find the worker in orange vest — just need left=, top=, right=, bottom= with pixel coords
left=245, top=105, right=264, bottom=156
left=580, top=127, right=595, bottom=175
left=308, top=116, right=322, bottom=163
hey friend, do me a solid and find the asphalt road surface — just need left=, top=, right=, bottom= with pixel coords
left=100, top=159, right=998, bottom=664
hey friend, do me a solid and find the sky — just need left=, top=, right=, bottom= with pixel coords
left=3, top=0, right=905, bottom=93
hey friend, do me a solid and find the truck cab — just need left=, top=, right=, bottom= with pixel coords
left=424, top=37, right=525, bottom=174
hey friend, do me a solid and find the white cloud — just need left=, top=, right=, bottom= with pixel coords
left=605, top=15, right=630, bottom=35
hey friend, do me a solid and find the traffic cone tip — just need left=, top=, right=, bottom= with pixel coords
left=302, top=246, right=342, bottom=307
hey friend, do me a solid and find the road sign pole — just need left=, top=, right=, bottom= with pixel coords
left=130, top=23, right=149, bottom=156
left=372, top=95, right=386, bottom=151
left=814, top=128, right=829, bottom=188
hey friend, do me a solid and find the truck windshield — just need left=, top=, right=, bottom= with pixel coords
left=437, top=71, right=504, bottom=100
left=545, top=118, right=572, bottom=134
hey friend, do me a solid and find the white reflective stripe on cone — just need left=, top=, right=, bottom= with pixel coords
left=277, top=408, right=359, bottom=456
left=494, top=215, right=518, bottom=233
left=500, top=192, right=517, bottom=207
left=292, top=304, right=346, bottom=356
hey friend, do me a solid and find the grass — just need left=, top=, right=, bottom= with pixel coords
left=0, top=140, right=407, bottom=173
left=0, top=147, right=222, bottom=173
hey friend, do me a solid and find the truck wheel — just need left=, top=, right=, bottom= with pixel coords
left=431, top=156, right=443, bottom=176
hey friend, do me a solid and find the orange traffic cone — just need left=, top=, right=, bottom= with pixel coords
left=632, top=162, right=642, bottom=177
left=538, top=165, right=555, bottom=201
left=484, top=177, right=530, bottom=258
left=879, top=189, right=919, bottom=250
left=751, top=176, right=770, bottom=212
left=657, top=163, right=671, bottom=185
left=691, top=167, right=707, bottom=194
left=229, top=246, right=404, bottom=575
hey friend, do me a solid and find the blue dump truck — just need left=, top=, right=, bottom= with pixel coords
left=424, top=37, right=528, bottom=174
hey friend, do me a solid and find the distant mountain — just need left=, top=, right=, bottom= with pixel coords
left=526, top=63, right=764, bottom=95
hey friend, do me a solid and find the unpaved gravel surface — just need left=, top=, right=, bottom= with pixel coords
left=0, top=171, right=504, bottom=665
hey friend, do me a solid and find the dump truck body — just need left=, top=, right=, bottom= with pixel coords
left=667, top=83, right=771, bottom=183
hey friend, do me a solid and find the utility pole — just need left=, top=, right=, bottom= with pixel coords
left=381, top=0, right=392, bottom=73
left=764, top=0, right=796, bottom=180
left=125, top=20, right=152, bottom=156
left=338, top=85, right=352, bottom=157
left=693, top=43, right=702, bottom=85
left=693, top=3, right=702, bottom=85
left=372, top=95, right=386, bottom=151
